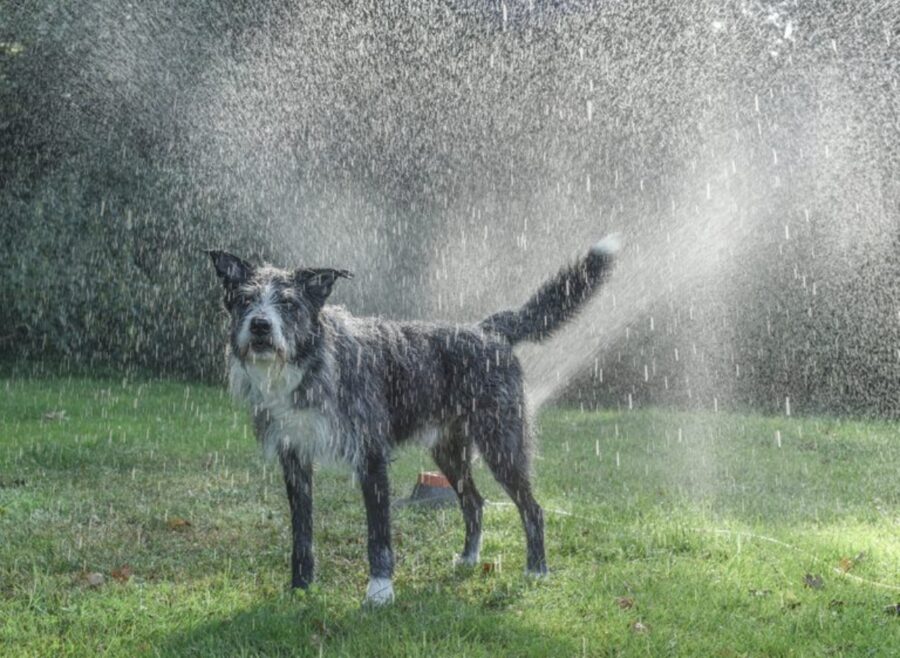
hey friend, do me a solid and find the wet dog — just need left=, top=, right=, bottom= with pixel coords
left=206, top=236, right=617, bottom=604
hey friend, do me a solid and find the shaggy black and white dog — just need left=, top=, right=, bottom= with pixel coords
left=207, top=236, right=618, bottom=604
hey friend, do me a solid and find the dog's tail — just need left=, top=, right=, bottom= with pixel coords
left=480, top=234, right=620, bottom=345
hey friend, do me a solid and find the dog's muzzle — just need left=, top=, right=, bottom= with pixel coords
left=239, top=317, right=286, bottom=361
left=247, top=318, right=272, bottom=351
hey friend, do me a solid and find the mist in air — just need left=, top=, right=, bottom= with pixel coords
left=2, top=1, right=899, bottom=417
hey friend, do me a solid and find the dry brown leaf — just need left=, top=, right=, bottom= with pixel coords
left=111, top=565, right=133, bottom=582
left=838, top=557, right=854, bottom=573
left=615, top=596, right=635, bottom=609
left=481, top=562, right=495, bottom=574
left=166, top=517, right=191, bottom=530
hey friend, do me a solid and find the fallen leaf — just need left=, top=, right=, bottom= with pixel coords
left=630, top=620, right=650, bottom=634
left=803, top=573, right=824, bottom=590
left=615, top=596, right=635, bottom=609
left=838, top=557, right=854, bottom=573
left=166, top=517, right=191, bottom=530
left=85, top=572, right=105, bottom=588
left=111, top=565, right=133, bottom=582
left=482, top=562, right=495, bottom=574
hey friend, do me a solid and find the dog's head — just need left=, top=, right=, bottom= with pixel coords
left=206, top=250, right=352, bottom=364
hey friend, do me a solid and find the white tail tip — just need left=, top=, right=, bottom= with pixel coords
left=591, top=233, right=622, bottom=256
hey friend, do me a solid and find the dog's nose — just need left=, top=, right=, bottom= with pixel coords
left=250, top=317, right=271, bottom=336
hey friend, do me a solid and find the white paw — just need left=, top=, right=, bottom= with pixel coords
left=591, top=233, right=622, bottom=256
left=364, top=578, right=395, bottom=605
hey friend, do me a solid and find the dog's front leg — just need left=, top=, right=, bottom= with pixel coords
left=359, top=451, right=394, bottom=604
left=280, top=448, right=314, bottom=589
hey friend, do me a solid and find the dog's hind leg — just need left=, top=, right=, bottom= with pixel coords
left=280, top=448, right=315, bottom=589
left=431, top=429, right=484, bottom=566
left=469, top=411, right=547, bottom=576
left=358, top=450, right=395, bottom=604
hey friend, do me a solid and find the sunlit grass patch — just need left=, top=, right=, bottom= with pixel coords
left=1, top=374, right=898, bottom=656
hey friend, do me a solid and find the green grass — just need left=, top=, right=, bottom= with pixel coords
left=1, top=374, right=898, bottom=657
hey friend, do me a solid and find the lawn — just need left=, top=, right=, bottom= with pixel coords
left=1, top=372, right=898, bottom=656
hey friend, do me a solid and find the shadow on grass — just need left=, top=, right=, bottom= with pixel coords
left=156, top=578, right=578, bottom=657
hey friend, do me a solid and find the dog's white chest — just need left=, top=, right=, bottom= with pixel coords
left=264, top=401, right=334, bottom=462
left=231, top=359, right=339, bottom=462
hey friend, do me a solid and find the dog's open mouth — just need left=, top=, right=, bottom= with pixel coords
left=241, top=338, right=277, bottom=360
left=250, top=337, right=274, bottom=352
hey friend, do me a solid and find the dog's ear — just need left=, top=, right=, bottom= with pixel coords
left=294, top=268, right=353, bottom=307
left=206, top=250, right=254, bottom=288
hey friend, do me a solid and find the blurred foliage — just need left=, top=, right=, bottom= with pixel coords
left=0, top=1, right=273, bottom=379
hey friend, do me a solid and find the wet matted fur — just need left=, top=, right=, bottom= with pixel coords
left=207, top=236, right=618, bottom=604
